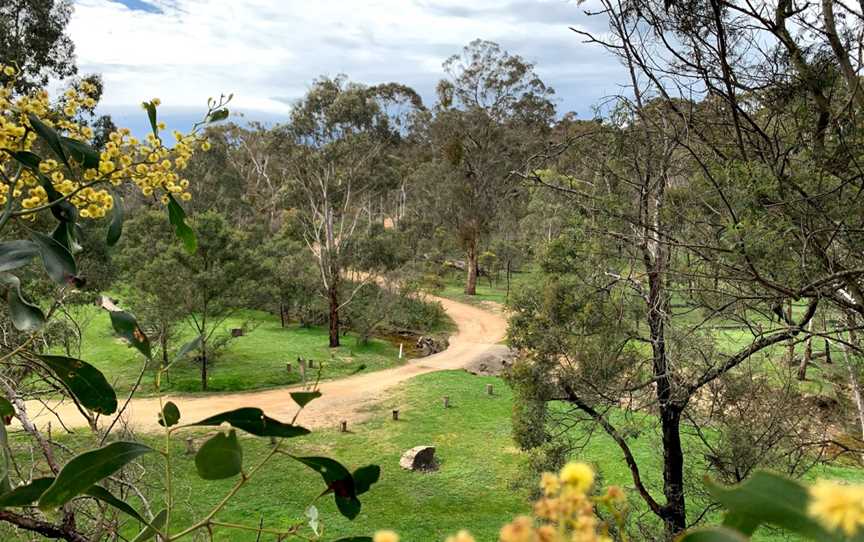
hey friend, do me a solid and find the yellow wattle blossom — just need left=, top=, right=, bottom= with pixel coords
left=0, top=66, right=198, bottom=215
left=560, top=462, right=594, bottom=494
left=372, top=530, right=400, bottom=542
left=808, top=480, right=864, bottom=536
left=444, top=530, right=475, bottom=542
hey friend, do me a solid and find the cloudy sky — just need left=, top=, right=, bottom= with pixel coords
left=68, top=0, right=626, bottom=133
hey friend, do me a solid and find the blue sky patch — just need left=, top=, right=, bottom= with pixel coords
left=108, top=0, right=162, bottom=14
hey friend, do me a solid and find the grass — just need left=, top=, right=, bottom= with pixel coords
left=437, top=267, right=537, bottom=307
left=4, top=370, right=863, bottom=541
left=58, top=305, right=410, bottom=395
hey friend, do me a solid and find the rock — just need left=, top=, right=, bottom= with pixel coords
left=399, top=445, right=437, bottom=472
left=465, top=346, right=517, bottom=376
left=416, top=336, right=448, bottom=357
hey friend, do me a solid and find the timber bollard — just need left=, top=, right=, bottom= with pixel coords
left=340, top=420, right=348, bottom=432
left=270, top=435, right=277, bottom=446
left=185, top=437, right=195, bottom=455
left=392, top=409, right=399, bottom=421
left=486, top=384, right=494, bottom=396
left=286, top=362, right=292, bottom=372
left=443, top=395, right=450, bottom=408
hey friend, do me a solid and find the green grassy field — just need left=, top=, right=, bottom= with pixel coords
left=10, top=370, right=857, bottom=541
left=58, top=305, right=410, bottom=395
left=438, top=267, right=537, bottom=306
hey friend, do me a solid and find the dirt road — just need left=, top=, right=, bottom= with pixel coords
left=22, top=296, right=508, bottom=433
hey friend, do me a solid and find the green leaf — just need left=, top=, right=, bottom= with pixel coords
left=142, top=101, right=159, bottom=140
left=27, top=114, right=69, bottom=170
left=60, top=137, right=100, bottom=169
left=678, top=527, right=750, bottom=542
left=291, top=456, right=361, bottom=520
left=8, top=151, right=41, bottom=171
left=207, top=108, right=229, bottom=123
left=36, top=355, right=117, bottom=415
left=0, top=241, right=39, bottom=273
left=195, top=430, right=242, bottom=480
left=188, top=407, right=309, bottom=438
left=175, top=336, right=201, bottom=362
left=51, top=222, right=82, bottom=256
left=38, top=441, right=153, bottom=510
left=0, top=478, right=53, bottom=507
left=31, top=231, right=78, bottom=286
left=131, top=508, right=167, bottom=542
left=707, top=471, right=841, bottom=541
left=352, top=465, right=380, bottom=495
left=108, top=310, right=152, bottom=359
left=167, top=194, right=197, bottom=254
left=106, top=193, right=124, bottom=247
left=290, top=391, right=322, bottom=408
left=0, top=424, right=9, bottom=495
left=0, top=274, right=45, bottom=331
left=158, top=401, right=180, bottom=427
left=0, top=397, right=13, bottom=419
left=84, top=485, right=147, bottom=524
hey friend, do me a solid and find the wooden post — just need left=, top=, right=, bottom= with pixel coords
left=340, top=420, right=348, bottom=432
left=269, top=436, right=277, bottom=446
left=443, top=396, right=450, bottom=408
left=486, top=384, right=494, bottom=396
left=185, top=437, right=195, bottom=455
left=399, top=343, right=403, bottom=359
left=286, top=362, right=292, bottom=373
left=308, top=359, right=314, bottom=369
left=298, top=358, right=306, bottom=381
left=392, top=409, right=399, bottom=421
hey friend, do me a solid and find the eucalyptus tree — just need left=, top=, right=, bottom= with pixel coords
left=0, top=0, right=76, bottom=93
left=275, top=75, right=423, bottom=347
left=508, top=1, right=864, bottom=538
left=429, top=39, right=555, bottom=294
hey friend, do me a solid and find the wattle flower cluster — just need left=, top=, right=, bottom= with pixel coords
left=0, top=65, right=208, bottom=219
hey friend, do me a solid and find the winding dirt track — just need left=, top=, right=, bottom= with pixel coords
left=23, top=296, right=507, bottom=433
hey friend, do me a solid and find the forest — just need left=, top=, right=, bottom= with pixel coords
left=0, top=0, right=863, bottom=541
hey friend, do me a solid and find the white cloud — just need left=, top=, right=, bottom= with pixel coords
left=69, top=0, right=624, bottom=117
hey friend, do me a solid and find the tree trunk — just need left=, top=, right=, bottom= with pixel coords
left=328, top=283, right=340, bottom=348
left=200, top=336, right=208, bottom=391
left=279, top=302, right=286, bottom=328
left=660, top=406, right=686, bottom=538
left=798, top=319, right=814, bottom=380
left=465, top=238, right=478, bottom=295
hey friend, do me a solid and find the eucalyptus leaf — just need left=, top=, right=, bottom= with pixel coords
left=60, top=137, right=100, bottom=169
left=158, top=401, right=180, bottom=427
left=36, top=355, right=117, bottom=415
left=195, top=430, right=242, bottom=480
left=84, top=485, right=147, bottom=524
left=0, top=274, right=45, bottom=331
left=38, top=441, right=153, bottom=510
left=108, top=310, right=152, bottom=359
left=0, top=477, right=53, bottom=507
left=167, top=194, right=197, bottom=254
left=31, top=231, right=77, bottom=286
left=187, top=407, right=309, bottom=438
left=27, top=114, right=69, bottom=170
left=290, top=391, right=321, bottom=408
left=106, top=193, right=124, bottom=247
left=0, top=241, right=38, bottom=273
left=131, top=508, right=167, bottom=542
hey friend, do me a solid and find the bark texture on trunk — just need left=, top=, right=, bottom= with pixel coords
left=465, top=238, right=478, bottom=295
left=328, top=283, right=340, bottom=348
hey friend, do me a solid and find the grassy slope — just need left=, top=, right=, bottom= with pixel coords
left=89, top=371, right=859, bottom=541
left=61, top=305, right=405, bottom=395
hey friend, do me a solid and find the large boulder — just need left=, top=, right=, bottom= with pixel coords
left=399, top=445, right=437, bottom=472
left=416, top=336, right=448, bottom=357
